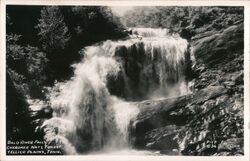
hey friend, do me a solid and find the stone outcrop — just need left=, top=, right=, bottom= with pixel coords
left=192, top=23, right=243, bottom=66
left=131, top=86, right=230, bottom=153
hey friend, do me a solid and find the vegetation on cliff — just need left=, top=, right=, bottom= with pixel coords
left=122, top=7, right=243, bottom=36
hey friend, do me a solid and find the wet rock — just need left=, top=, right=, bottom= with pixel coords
left=232, top=70, right=244, bottom=85
left=191, top=30, right=215, bottom=41
left=28, top=99, right=53, bottom=120
left=29, top=106, right=53, bottom=119
left=180, top=26, right=195, bottom=40
left=217, top=138, right=243, bottom=154
left=144, top=125, right=179, bottom=151
left=192, top=23, right=243, bottom=66
left=131, top=86, right=228, bottom=150
left=222, top=81, right=235, bottom=88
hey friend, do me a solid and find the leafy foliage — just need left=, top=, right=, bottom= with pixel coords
left=123, top=6, right=244, bottom=34
left=36, top=6, right=71, bottom=53
left=7, top=34, right=48, bottom=98
left=6, top=34, right=25, bottom=60
left=66, top=6, right=126, bottom=44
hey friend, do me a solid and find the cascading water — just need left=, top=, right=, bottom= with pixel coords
left=40, top=28, right=189, bottom=155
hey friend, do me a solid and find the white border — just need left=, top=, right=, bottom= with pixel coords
left=0, top=0, right=249, bottom=161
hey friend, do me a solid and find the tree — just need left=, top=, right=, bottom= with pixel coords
left=36, top=6, right=71, bottom=53
left=25, top=46, right=48, bottom=97
left=6, top=34, right=25, bottom=61
left=7, top=33, right=48, bottom=98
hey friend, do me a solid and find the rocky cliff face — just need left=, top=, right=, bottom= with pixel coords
left=131, top=21, right=244, bottom=156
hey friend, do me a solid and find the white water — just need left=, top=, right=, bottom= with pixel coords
left=105, top=98, right=139, bottom=150
left=40, top=28, right=189, bottom=155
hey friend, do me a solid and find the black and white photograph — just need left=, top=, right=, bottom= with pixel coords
left=0, top=0, right=249, bottom=160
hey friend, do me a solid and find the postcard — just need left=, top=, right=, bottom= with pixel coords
left=0, top=0, right=249, bottom=161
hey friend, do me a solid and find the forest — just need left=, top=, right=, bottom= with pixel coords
left=6, top=6, right=244, bottom=156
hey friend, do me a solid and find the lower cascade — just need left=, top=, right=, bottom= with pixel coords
left=40, top=28, right=190, bottom=154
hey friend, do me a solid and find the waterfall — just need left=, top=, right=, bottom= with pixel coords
left=40, top=28, right=189, bottom=154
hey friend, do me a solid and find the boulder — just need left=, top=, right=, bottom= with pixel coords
left=218, top=138, right=243, bottom=152
left=144, top=125, right=180, bottom=154
left=192, top=23, right=243, bottom=66
left=131, top=86, right=228, bottom=151
left=216, top=138, right=244, bottom=155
